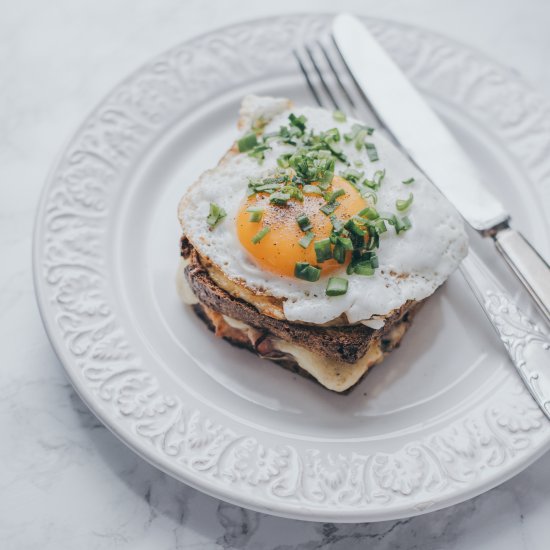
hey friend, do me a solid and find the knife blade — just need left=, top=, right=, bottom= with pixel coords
left=332, top=13, right=550, bottom=321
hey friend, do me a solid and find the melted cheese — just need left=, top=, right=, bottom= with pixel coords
left=272, top=339, right=384, bottom=392
left=176, top=258, right=199, bottom=305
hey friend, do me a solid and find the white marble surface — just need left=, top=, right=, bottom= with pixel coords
left=2, top=0, right=550, bottom=548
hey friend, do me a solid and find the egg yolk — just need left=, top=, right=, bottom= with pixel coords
left=236, top=176, right=367, bottom=278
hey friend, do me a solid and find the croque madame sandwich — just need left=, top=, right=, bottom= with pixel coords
left=177, top=96, right=468, bottom=392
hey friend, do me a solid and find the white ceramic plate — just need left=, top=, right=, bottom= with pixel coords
left=34, top=15, right=550, bottom=522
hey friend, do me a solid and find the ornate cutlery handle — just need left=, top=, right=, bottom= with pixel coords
left=460, top=251, right=550, bottom=420
left=494, top=227, right=550, bottom=322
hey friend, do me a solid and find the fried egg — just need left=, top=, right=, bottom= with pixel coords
left=178, top=95, right=468, bottom=325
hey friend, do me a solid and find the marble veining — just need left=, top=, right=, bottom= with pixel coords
left=2, top=0, right=550, bottom=549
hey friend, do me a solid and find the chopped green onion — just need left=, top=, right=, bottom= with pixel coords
left=395, top=215, right=412, bottom=234
left=333, top=243, right=346, bottom=263
left=325, top=188, right=346, bottom=203
left=333, top=110, right=347, bottom=122
left=320, top=202, right=339, bottom=215
left=354, top=262, right=375, bottom=276
left=373, top=169, right=385, bottom=185
left=237, top=132, right=258, bottom=152
left=269, top=191, right=291, bottom=205
left=298, top=231, right=314, bottom=249
left=281, top=185, right=303, bottom=201
left=370, top=253, right=379, bottom=268
left=314, top=238, right=332, bottom=263
left=365, top=142, right=379, bottom=162
left=358, top=207, right=379, bottom=220
left=354, top=160, right=364, bottom=168
left=303, top=184, right=323, bottom=195
left=296, top=214, right=312, bottom=232
left=295, top=262, right=321, bottom=282
left=330, top=215, right=344, bottom=233
left=355, top=128, right=369, bottom=151
left=402, top=177, right=415, bottom=185
left=318, top=167, right=334, bottom=186
left=277, top=153, right=292, bottom=168
left=396, top=193, right=414, bottom=211
left=340, top=169, right=364, bottom=185
left=344, top=218, right=366, bottom=236
left=326, top=277, right=348, bottom=296
left=251, top=225, right=270, bottom=244
left=372, top=219, right=387, bottom=234
left=289, top=113, right=307, bottom=132
left=337, top=236, right=354, bottom=250
left=248, top=144, right=271, bottom=162
left=361, top=190, right=378, bottom=204
left=246, top=206, right=264, bottom=222
left=206, top=202, right=227, bottom=228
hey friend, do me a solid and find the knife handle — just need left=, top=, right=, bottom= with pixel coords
left=493, top=227, right=550, bottom=322
left=460, top=252, right=550, bottom=419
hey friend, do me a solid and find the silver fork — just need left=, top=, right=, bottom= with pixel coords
left=294, top=42, right=550, bottom=419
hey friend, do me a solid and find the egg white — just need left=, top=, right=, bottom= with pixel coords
left=178, top=95, right=468, bottom=325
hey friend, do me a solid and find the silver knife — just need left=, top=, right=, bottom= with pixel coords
left=333, top=13, right=550, bottom=322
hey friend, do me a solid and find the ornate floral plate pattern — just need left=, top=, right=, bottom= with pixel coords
left=33, top=15, right=550, bottom=521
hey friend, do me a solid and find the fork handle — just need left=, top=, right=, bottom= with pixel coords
left=460, top=252, right=550, bottom=420
left=493, top=227, right=550, bottom=322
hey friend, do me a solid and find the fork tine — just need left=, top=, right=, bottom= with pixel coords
left=304, top=46, right=341, bottom=110
left=293, top=49, right=324, bottom=108
left=317, top=41, right=357, bottom=112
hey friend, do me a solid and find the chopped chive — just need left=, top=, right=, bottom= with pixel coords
left=333, top=110, right=347, bottom=122
left=396, top=193, right=414, bottom=211
left=395, top=215, right=412, bottom=234
left=246, top=206, right=264, bottom=222
left=358, top=207, right=379, bottom=220
left=319, top=168, right=334, bottom=186
left=296, top=214, right=312, bottom=232
left=372, top=219, right=387, bottom=234
left=237, top=132, right=258, bottom=152
left=402, top=177, right=415, bottom=185
left=354, top=262, right=375, bottom=276
left=361, top=190, right=378, bottom=204
left=329, top=215, right=344, bottom=233
left=365, top=142, right=379, bottom=162
left=340, top=168, right=364, bottom=185
left=320, top=202, right=339, bottom=215
left=337, top=236, right=353, bottom=250
left=370, top=253, right=379, bottom=268
left=303, top=184, right=323, bottom=195
left=373, top=169, right=385, bottom=185
left=333, top=242, right=346, bottom=263
left=354, top=160, right=364, bottom=168
left=298, top=231, right=314, bottom=249
left=251, top=225, right=270, bottom=244
left=295, top=262, right=321, bottom=282
left=344, top=218, right=366, bottom=237
left=326, top=277, right=348, bottom=296
left=325, top=188, right=346, bottom=203
left=269, top=191, right=291, bottom=205
left=355, top=128, right=369, bottom=151
left=289, top=113, right=307, bottom=132
left=277, top=155, right=290, bottom=168
left=248, top=144, right=271, bottom=163
left=206, top=202, right=227, bottom=228
left=314, top=238, right=332, bottom=263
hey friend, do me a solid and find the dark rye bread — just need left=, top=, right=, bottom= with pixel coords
left=181, top=236, right=422, bottom=364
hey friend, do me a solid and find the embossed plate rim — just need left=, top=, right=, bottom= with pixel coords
left=33, top=14, right=550, bottom=522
